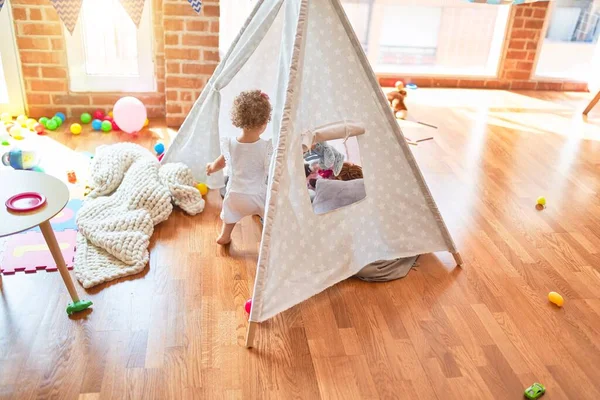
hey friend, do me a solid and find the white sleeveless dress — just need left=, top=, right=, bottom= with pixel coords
left=220, top=137, right=273, bottom=223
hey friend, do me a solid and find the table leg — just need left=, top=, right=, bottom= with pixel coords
left=39, top=220, right=92, bottom=314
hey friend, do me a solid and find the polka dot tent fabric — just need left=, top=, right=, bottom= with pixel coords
left=163, top=0, right=458, bottom=324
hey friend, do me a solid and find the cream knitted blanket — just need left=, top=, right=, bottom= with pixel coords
left=74, top=143, right=204, bottom=288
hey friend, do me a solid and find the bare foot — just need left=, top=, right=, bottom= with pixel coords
left=216, top=234, right=231, bottom=245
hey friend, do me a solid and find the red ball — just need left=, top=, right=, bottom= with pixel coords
left=103, top=116, right=113, bottom=122
left=34, top=123, right=45, bottom=134
left=244, top=299, right=252, bottom=314
left=111, top=120, right=120, bottom=131
left=92, top=110, right=105, bottom=120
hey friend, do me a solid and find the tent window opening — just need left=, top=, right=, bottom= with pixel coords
left=301, top=121, right=367, bottom=215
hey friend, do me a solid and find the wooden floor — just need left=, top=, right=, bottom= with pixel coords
left=1, top=89, right=600, bottom=399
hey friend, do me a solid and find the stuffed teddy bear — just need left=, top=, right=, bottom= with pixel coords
left=386, top=80, right=408, bottom=120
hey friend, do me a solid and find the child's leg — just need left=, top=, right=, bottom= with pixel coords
left=217, top=222, right=235, bottom=245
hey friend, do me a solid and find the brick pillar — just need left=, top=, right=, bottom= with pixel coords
left=163, top=0, right=220, bottom=127
left=500, top=1, right=549, bottom=89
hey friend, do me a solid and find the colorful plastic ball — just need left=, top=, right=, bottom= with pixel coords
left=46, top=119, right=58, bottom=131
left=1, top=140, right=9, bottom=146
left=154, top=142, right=165, bottom=155
left=548, top=291, right=564, bottom=307
left=111, top=120, right=120, bottom=131
left=103, top=115, right=113, bottom=122
left=0, top=112, right=11, bottom=123
left=16, top=115, right=28, bottom=127
left=100, top=120, right=112, bottom=132
left=51, top=116, right=63, bottom=127
left=54, top=112, right=66, bottom=122
left=113, top=96, right=147, bottom=134
left=70, top=123, right=82, bottom=135
left=244, top=299, right=252, bottom=314
left=196, top=183, right=208, bottom=196
left=80, top=113, right=92, bottom=124
left=536, top=196, right=546, bottom=207
left=144, top=118, right=149, bottom=127
left=34, top=123, right=45, bottom=134
left=406, top=83, right=418, bottom=90
left=92, top=110, right=105, bottom=120
left=9, top=126, right=24, bottom=140
left=26, top=118, right=38, bottom=130
left=108, top=110, right=114, bottom=118
left=39, top=117, right=49, bottom=127
left=91, top=119, right=102, bottom=131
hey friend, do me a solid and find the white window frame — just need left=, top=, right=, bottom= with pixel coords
left=64, top=0, right=156, bottom=92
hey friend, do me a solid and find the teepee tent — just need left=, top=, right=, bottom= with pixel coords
left=162, top=0, right=463, bottom=347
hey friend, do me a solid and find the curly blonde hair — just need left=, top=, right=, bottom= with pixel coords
left=231, top=90, right=272, bottom=130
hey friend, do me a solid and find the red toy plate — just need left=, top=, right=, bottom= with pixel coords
left=5, top=192, right=47, bottom=212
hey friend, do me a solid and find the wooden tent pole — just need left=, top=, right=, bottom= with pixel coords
left=452, top=252, right=464, bottom=268
left=583, top=90, right=600, bottom=115
left=245, top=322, right=257, bottom=348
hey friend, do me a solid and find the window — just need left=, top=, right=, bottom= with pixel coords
left=341, top=0, right=510, bottom=77
left=65, top=0, right=156, bottom=92
left=0, top=0, right=26, bottom=115
left=535, top=0, right=600, bottom=82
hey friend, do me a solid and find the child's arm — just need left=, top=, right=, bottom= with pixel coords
left=206, top=155, right=225, bottom=176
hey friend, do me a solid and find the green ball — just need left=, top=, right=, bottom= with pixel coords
left=52, top=116, right=63, bottom=127
left=101, top=120, right=112, bottom=132
left=39, top=117, right=49, bottom=127
left=46, top=119, right=58, bottom=131
left=81, top=113, right=92, bottom=124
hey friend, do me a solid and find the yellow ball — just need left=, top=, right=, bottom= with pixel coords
left=196, top=183, right=209, bottom=196
left=548, top=291, right=564, bottom=307
left=536, top=196, right=546, bottom=206
left=9, top=126, right=24, bottom=140
left=144, top=118, right=149, bottom=127
left=70, top=123, right=82, bottom=135
left=108, top=110, right=114, bottom=118
left=0, top=112, right=11, bottom=123
left=26, top=118, right=38, bottom=130
left=16, top=115, right=28, bottom=127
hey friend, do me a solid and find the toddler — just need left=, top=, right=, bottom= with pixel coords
left=206, top=90, right=273, bottom=245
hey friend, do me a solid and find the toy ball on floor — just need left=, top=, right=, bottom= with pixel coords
left=39, top=117, right=49, bottom=127
left=26, top=118, right=37, bottom=130
left=113, top=96, right=147, bottom=134
left=101, top=120, right=112, bottom=133
left=51, top=116, right=63, bottom=127
left=70, top=123, right=82, bottom=135
left=0, top=112, right=11, bottom=123
left=144, top=118, right=149, bottom=127
left=92, top=110, right=105, bottom=120
left=548, top=291, right=564, bottom=307
left=111, top=120, right=120, bottom=131
left=103, top=115, right=113, bottom=122
left=9, top=126, right=24, bottom=140
left=154, top=142, right=165, bottom=155
left=91, top=119, right=102, bottom=131
left=244, top=299, right=252, bottom=314
left=196, top=183, right=208, bottom=196
left=54, top=112, right=66, bottom=122
left=108, top=110, right=114, bottom=118
left=80, top=112, right=92, bottom=124
left=406, top=83, right=418, bottom=90
left=16, top=115, right=28, bottom=127
left=46, top=119, right=59, bottom=131
left=34, top=123, right=45, bottom=135
left=536, top=196, right=546, bottom=207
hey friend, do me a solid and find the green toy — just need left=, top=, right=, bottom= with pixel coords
left=524, top=383, right=545, bottom=399
left=39, top=117, right=49, bottom=127
left=101, top=120, right=112, bottom=132
left=81, top=112, right=92, bottom=124
left=66, top=299, right=93, bottom=315
left=46, top=119, right=58, bottom=131
left=51, top=116, right=63, bottom=127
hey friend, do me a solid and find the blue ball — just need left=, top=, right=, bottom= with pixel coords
left=91, top=119, right=102, bottom=131
left=55, top=112, right=66, bottom=122
left=154, top=143, right=165, bottom=155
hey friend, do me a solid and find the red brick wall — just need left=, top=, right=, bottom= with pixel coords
left=379, top=2, right=588, bottom=92
left=10, top=0, right=219, bottom=125
left=163, top=0, right=219, bottom=126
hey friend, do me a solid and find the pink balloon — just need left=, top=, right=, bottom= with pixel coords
left=113, top=97, right=147, bottom=134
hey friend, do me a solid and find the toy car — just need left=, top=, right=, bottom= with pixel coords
left=524, top=383, right=545, bottom=399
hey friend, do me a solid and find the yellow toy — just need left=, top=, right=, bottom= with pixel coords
left=144, top=118, right=149, bottom=127
left=9, top=126, right=24, bottom=140
left=536, top=196, right=546, bottom=208
left=16, top=115, right=28, bottom=127
left=1, top=112, right=11, bottom=123
left=548, top=291, right=563, bottom=307
left=26, top=118, right=38, bottom=130
left=196, top=183, right=209, bottom=196
left=70, top=123, right=82, bottom=135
